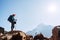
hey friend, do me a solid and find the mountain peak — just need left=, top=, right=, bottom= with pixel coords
left=27, top=23, right=53, bottom=38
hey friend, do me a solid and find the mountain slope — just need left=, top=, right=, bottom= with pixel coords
left=26, top=24, right=53, bottom=38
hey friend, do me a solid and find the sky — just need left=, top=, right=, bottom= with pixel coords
left=0, top=0, right=60, bottom=32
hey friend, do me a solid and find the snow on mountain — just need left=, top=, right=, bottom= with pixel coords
left=26, top=23, right=53, bottom=38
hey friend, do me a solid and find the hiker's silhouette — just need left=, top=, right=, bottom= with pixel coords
left=8, top=14, right=16, bottom=31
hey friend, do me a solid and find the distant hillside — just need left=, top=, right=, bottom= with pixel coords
left=26, top=24, right=53, bottom=38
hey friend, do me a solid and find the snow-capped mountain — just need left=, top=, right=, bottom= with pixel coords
left=26, top=23, right=53, bottom=38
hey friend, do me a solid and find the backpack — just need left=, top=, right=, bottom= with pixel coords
left=8, top=15, right=12, bottom=22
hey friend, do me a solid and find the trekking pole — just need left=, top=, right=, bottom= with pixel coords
left=14, top=19, right=17, bottom=30
left=14, top=25, right=16, bottom=30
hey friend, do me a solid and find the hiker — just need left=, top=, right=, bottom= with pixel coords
left=8, top=14, right=17, bottom=31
